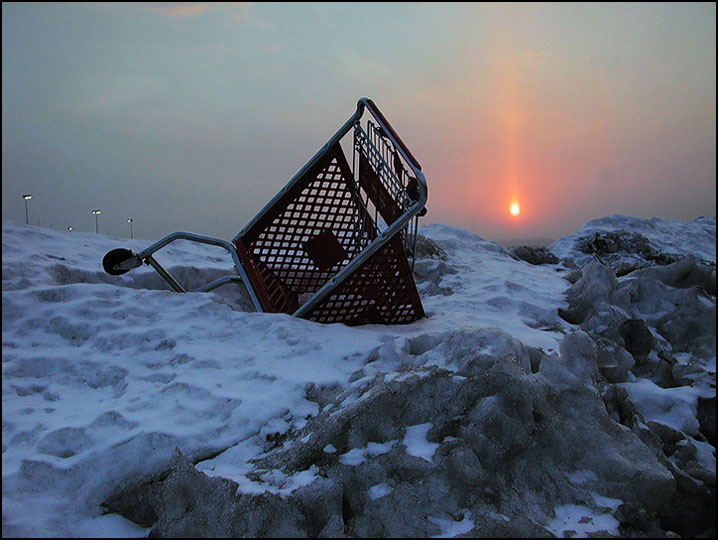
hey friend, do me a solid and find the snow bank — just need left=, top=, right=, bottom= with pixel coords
left=550, top=214, right=716, bottom=271
left=2, top=215, right=715, bottom=537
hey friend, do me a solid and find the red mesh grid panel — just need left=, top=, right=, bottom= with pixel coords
left=235, top=143, right=370, bottom=311
left=358, top=151, right=400, bottom=225
left=304, top=235, right=425, bottom=325
left=234, top=141, right=424, bottom=324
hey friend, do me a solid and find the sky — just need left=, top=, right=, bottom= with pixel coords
left=2, top=2, right=716, bottom=244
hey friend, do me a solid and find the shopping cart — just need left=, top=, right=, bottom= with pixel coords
left=102, top=98, right=428, bottom=325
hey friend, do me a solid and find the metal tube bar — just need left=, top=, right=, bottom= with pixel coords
left=293, top=193, right=426, bottom=319
left=135, top=231, right=263, bottom=312
left=235, top=103, right=366, bottom=242
left=198, top=275, right=247, bottom=293
left=292, top=99, right=428, bottom=319
left=360, top=98, right=423, bottom=173
left=235, top=98, right=425, bottom=242
left=145, top=255, right=186, bottom=293
left=358, top=98, right=427, bottom=205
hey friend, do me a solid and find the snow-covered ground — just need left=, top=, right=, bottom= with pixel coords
left=551, top=214, right=716, bottom=270
left=2, top=215, right=715, bottom=537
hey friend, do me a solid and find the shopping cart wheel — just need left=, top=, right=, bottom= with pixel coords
left=102, top=248, right=140, bottom=275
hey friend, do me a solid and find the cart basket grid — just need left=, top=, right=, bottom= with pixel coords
left=102, top=98, right=428, bottom=326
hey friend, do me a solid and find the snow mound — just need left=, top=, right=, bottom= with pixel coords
left=2, top=217, right=715, bottom=537
left=551, top=214, right=716, bottom=271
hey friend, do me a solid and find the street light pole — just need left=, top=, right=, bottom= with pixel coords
left=22, top=194, right=32, bottom=225
left=127, top=218, right=134, bottom=239
left=91, top=210, right=102, bottom=234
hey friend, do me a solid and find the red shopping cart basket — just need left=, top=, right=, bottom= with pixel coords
left=102, top=98, right=428, bottom=325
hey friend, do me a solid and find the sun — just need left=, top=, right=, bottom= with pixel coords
left=509, top=203, right=520, bottom=216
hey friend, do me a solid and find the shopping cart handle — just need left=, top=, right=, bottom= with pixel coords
left=360, top=98, right=423, bottom=172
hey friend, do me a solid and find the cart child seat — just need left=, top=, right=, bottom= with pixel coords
left=102, top=98, right=428, bottom=325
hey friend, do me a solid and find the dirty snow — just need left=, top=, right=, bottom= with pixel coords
left=2, top=215, right=715, bottom=537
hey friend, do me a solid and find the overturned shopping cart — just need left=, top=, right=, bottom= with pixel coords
left=102, top=98, right=428, bottom=325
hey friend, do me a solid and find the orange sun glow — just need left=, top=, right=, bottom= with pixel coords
left=509, top=203, right=520, bottom=216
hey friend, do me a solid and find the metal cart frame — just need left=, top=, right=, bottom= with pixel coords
left=103, top=98, right=428, bottom=325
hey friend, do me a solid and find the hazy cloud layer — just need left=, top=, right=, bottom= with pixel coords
left=2, top=3, right=715, bottom=242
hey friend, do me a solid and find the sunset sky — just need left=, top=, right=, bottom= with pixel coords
left=2, top=2, right=715, bottom=243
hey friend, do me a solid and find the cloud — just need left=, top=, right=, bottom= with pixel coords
left=61, top=74, right=163, bottom=118
left=596, top=167, right=612, bottom=185
left=520, top=50, right=549, bottom=65
left=148, top=3, right=212, bottom=17
left=66, top=2, right=255, bottom=22
left=586, top=53, right=621, bottom=74
left=145, top=2, right=254, bottom=21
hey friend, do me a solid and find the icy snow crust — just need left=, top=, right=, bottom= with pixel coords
left=551, top=214, right=716, bottom=270
left=2, top=215, right=715, bottom=537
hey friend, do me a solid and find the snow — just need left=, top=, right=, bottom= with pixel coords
left=567, top=470, right=598, bottom=485
left=550, top=214, right=716, bottom=268
left=2, top=214, right=715, bottom=537
left=620, top=378, right=708, bottom=436
left=338, top=448, right=367, bottom=466
left=337, top=440, right=396, bottom=467
left=545, top=504, right=620, bottom=538
left=257, top=464, right=321, bottom=495
left=591, top=493, right=623, bottom=513
left=402, top=423, right=438, bottom=462
left=620, top=377, right=716, bottom=473
left=417, top=223, right=569, bottom=354
left=428, top=511, right=474, bottom=538
left=367, top=483, right=393, bottom=500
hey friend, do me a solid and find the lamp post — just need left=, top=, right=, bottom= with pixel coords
left=91, top=209, right=102, bottom=234
left=127, top=218, right=134, bottom=239
left=22, top=194, right=32, bottom=225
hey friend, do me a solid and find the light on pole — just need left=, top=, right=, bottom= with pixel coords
left=67, top=226, right=73, bottom=232
left=22, top=194, right=32, bottom=225
left=127, top=218, right=134, bottom=239
left=91, top=209, right=102, bottom=234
